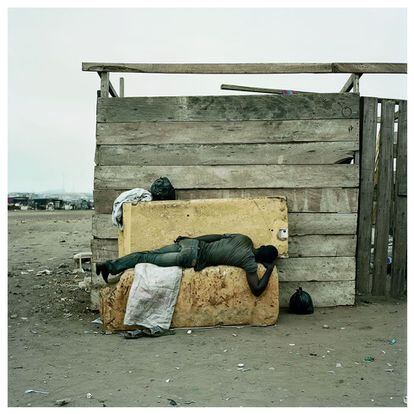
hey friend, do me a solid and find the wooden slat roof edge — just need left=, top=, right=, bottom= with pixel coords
left=82, top=62, right=407, bottom=74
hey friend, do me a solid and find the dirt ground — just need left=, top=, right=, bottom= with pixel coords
left=7, top=210, right=407, bottom=407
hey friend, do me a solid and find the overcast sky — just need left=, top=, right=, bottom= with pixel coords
left=8, top=8, right=407, bottom=193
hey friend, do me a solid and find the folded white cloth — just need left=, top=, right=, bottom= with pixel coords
left=112, top=188, right=152, bottom=229
left=124, top=263, right=183, bottom=330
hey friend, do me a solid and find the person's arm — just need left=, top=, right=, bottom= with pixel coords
left=245, top=263, right=275, bottom=297
left=175, top=234, right=232, bottom=243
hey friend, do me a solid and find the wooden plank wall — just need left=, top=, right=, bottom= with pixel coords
left=92, top=93, right=360, bottom=307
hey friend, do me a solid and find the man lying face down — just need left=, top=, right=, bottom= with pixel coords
left=96, top=233, right=278, bottom=297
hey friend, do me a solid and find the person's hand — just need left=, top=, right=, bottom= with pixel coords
left=263, top=261, right=275, bottom=270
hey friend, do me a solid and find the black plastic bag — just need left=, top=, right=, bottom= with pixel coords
left=150, top=177, right=176, bottom=201
left=288, top=287, right=314, bottom=314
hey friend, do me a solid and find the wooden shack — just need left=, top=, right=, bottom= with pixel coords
left=83, top=62, right=407, bottom=307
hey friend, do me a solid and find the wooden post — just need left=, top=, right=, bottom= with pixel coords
left=99, top=71, right=110, bottom=98
left=372, top=100, right=395, bottom=295
left=390, top=100, right=407, bottom=298
left=352, top=74, right=360, bottom=93
left=120, top=77, right=125, bottom=97
left=356, top=97, right=378, bottom=294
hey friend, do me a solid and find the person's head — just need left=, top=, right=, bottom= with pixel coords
left=254, top=245, right=278, bottom=265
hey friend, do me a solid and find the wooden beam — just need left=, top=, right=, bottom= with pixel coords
left=108, top=81, right=118, bottom=98
left=98, top=72, right=118, bottom=97
left=332, top=63, right=406, bottom=74
left=82, top=62, right=407, bottom=74
left=372, top=100, right=395, bottom=295
left=356, top=97, right=378, bottom=294
left=99, top=71, right=109, bottom=98
left=220, top=84, right=310, bottom=95
left=119, top=77, right=125, bottom=98
left=340, top=74, right=362, bottom=93
left=352, top=74, right=360, bottom=93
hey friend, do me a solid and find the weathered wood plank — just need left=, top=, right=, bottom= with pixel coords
left=94, top=165, right=359, bottom=190
left=94, top=188, right=359, bottom=215
left=96, top=94, right=360, bottom=123
left=332, top=62, right=406, bottom=74
left=92, top=213, right=357, bottom=240
left=372, top=100, right=395, bottom=295
left=289, top=235, right=356, bottom=257
left=279, top=281, right=355, bottom=307
left=278, top=257, right=355, bottom=282
left=119, top=77, right=124, bottom=98
left=84, top=62, right=334, bottom=74
left=221, top=83, right=311, bottom=95
left=289, top=213, right=357, bottom=235
left=356, top=97, right=378, bottom=294
left=96, top=119, right=360, bottom=145
left=99, top=72, right=109, bottom=98
left=96, top=142, right=359, bottom=166
left=390, top=100, right=407, bottom=298
left=340, top=74, right=356, bottom=93
left=83, top=61, right=406, bottom=74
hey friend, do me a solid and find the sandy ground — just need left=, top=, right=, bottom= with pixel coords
left=7, top=210, right=407, bottom=407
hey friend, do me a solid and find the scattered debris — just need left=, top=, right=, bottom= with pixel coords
left=165, top=378, right=171, bottom=383
left=404, top=396, right=407, bottom=404
left=91, top=317, right=103, bottom=325
left=223, top=349, right=228, bottom=353
left=25, top=389, right=49, bottom=395
left=36, top=269, right=51, bottom=276
left=183, top=400, right=196, bottom=405
left=268, top=367, right=275, bottom=370
left=232, top=333, right=237, bottom=337
left=384, top=369, right=394, bottom=373
left=21, top=317, right=28, bottom=321
left=10, top=314, right=17, bottom=319
left=388, top=338, right=397, bottom=345
left=336, top=363, right=342, bottom=368
left=168, top=399, right=177, bottom=406
left=289, top=344, right=295, bottom=347
left=364, top=356, right=375, bottom=362
left=237, top=363, right=245, bottom=368
left=323, top=324, right=329, bottom=329
left=86, top=393, right=92, bottom=399
left=328, top=371, right=335, bottom=374
left=187, top=330, right=192, bottom=334
left=55, top=398, right=71, bottom=406
left=309, top=353, right=317, bottom=357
